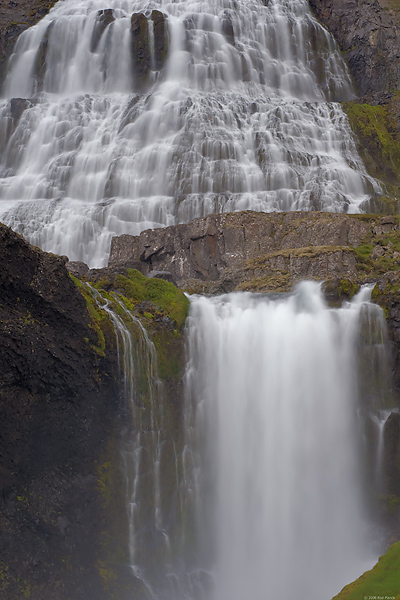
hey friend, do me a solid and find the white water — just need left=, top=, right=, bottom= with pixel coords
left=0, top=0, right=380, bottom=266
left=184, top=283, right=379, bottom=600
left=88, top=285, right=182, bottom=595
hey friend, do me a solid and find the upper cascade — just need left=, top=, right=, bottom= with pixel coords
left=0, top=0, right=380, bottom=267
left=3, top=0, right=352, bottom=100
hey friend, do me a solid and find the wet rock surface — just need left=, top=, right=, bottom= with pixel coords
left=0, top=0, right=58, bottom=86
left=0, top=222, right=188, bottom=600
left=130, top=10, right=169, bottom=91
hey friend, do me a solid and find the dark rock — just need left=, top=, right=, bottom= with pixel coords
left=108, top=211, right=371, bottom=293
left=221, top=16, right=235, bottom=45
left=131, top=12, right=151, bottom=90
left=66, top=260, right=89, bottom=278
left=130, top=11, right=169, bottom=91
left=309, top=0, right=400, bottom=99
left=89, top=9, right=115, bottom=53
left=9, top=97, right=31, bottom=121
left=151, top=10, right=169, bottom=71
left=148, top=270, right=176, bottom=285
left=384, top=411, right=400, bottom=496
left=0, top=0, right=58, bottom=89
left=0, top=223, right=124, bottom=599
left=32, top=20, right=54, bottom=93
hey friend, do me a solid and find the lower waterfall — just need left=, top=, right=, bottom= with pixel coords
left=182, top=282, right=382, bottom=600
left=92, top=281, right=388, bottom=600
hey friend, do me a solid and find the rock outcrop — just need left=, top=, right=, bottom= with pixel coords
left=108, top=211, right=377, bottom=294
left=0, top=223, right=188, bottom=600
left=309, top=0, right=400, bottom=99
left=130, top=10, right=169, bottom=91
left=0, top=223, right=122, bottom=599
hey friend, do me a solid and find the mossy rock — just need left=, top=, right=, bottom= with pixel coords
left=332, top=540, right=400, bottom=599
left=113, top=269, right=189, bottom=330
left=343, top=99, right=400, bottom=209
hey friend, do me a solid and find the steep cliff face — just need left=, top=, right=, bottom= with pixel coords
left=0, top=223, right=188, bottom=600
left=0, top=223, right=122, bottom=598
left=107, top=211, right=392, bottom=293
left=309, top=0, right=400, bottom=99
left=307, top=1, right=400, bottom=209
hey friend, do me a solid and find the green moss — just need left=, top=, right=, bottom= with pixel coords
left=236, top=273, right=292, bottom=293
left=114, top=269, right=189, bottom=329
left=332, top=540, right=400, bottom=600
left=337, top=279, right=359, bottom=298
left=153, top=328, right=183, bottom=381
left=343, top=101, right=400, bottom=207
left=70, top=275, right=111, bottom=357
left=92, top=278, right=111, bottom=290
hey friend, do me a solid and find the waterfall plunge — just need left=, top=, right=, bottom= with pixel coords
left=184, top=283, right=379, bottom=600
left=0, top=0, right=380, bottom=266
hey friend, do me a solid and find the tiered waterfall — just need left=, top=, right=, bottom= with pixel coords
left=0, top=0, right=379, bottom=266
left=0, top=2, right=393, bottom=599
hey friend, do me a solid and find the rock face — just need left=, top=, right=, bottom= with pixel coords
left=309, top=0, right=400, bottom=98
left=130, top=10, right=169, bottom=91
left=0, top=222, right=189, bottom=600
left=0, top=224, right=126, bottom=599
left=90, top=9, right=115, bottom=53
left=108, top=211, right=372, bottom=294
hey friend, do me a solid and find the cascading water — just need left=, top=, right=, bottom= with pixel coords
left=57, top=281, right=389, bottom=600
left=0, top=0, right=380, bottom=267
left=87, top=285, right=188, bottom=597
left=183, top=283, right=384, bottom=600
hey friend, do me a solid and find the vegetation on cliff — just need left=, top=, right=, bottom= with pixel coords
left=343, top=98, right=400, bottom=212
left=332, top=540, right=400, bottom=600
left=0, top=222, right=189, bottom=600
left=69, top=267, right=189, bottom=598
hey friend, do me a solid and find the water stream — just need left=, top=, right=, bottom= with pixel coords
left=181, top=282, right=383, bottom=600
left=0, top=0, right=380, bottom=266
left=54, top=279, right=389, bottom=600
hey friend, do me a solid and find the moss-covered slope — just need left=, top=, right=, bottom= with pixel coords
left=332, top=541, right=400, bottom=600
left=343, top=97, right=400, bottom=213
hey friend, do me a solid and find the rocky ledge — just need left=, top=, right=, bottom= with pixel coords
left=107, top=210, right=396, bottom=294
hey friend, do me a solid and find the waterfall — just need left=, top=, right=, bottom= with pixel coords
left=50, top=278, right=389, bottom=599
left=87, top=285, right=188, bottom=597
left=0, top=0, right=380, bottom=267
left=184, top=282, right=380, bottom=600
